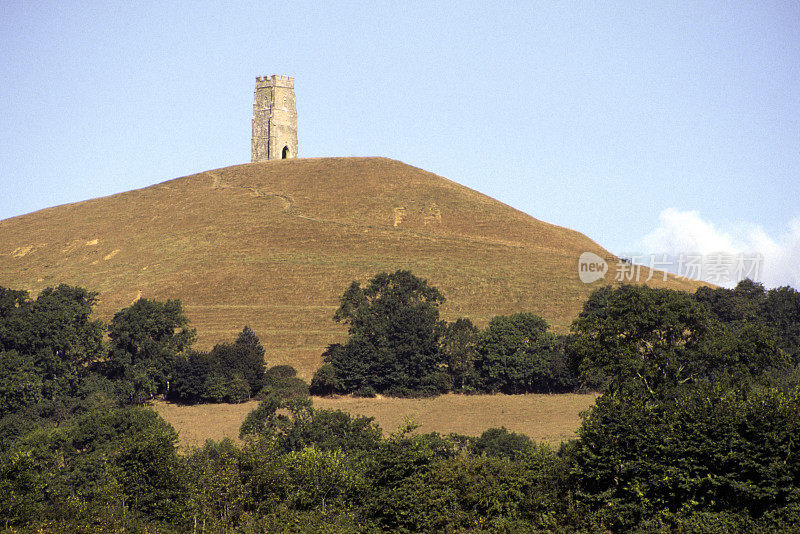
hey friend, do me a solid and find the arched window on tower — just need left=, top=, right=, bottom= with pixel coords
left=282, top=146, right=289, bottom=159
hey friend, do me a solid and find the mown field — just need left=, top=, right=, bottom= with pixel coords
left=153, top=392, right=601, bottom=450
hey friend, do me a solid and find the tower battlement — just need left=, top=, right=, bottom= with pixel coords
left=251, top=74, right=298, bottom=162
left=255, top=75, right=294, bottom=87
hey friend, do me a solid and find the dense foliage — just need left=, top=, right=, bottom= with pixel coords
left=312, top=271, right=578, bottom=397
left=2, top=277, right=800, bottom=531
left=565, top=281, right=800, bottom=531
left=474, top=313, right=575, bottom=393
left=571, top=383, right=800, bottom=530
left=107, top=297, right=196, bottom=404
left=0, top=286, right=295, bottom=451
left=169, top=326, right=268, bottom=404
left=322, top=270, right=449, bottom=396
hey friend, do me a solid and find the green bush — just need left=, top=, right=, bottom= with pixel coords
left=260, top=375, right=309, bottom=399
left=310, top=363, right=341, bottom=396
left=227, top=375, right=251, bottom=403
left=284, top=409, right=382, bottom=453
left=266, top=364, right=298, bottom=378
left=471, top=427, right=533, bottom=460
left=169, top=326, right=265, bottom=404
left=352, top=385, right=377, bottom=398
left=473, top=313, right=566, bottom=394
left=570, top=384, right=800, bottom=529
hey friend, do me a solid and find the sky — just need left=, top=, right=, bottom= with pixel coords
left=1, top=2, right=798, bottom=288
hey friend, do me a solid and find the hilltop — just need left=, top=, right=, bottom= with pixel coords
left=0, top=157, right=704, bottom=378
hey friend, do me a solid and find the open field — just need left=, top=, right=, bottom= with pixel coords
left=0, top=157, right=706, bottom=379
left=152, top=392, right=601, bottom=450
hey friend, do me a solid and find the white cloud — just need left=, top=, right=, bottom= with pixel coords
left=632, top=208, right=800, bottom=289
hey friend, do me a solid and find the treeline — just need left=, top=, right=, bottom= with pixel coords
left=2, top=275, right=800, bottom=531
left=312, top=271, right=800, bottom=397
left=4, top=390, right=798, bottom=532
left=310, top=271, right=577, bottom=397
left=0, top=285, right=301, bottom=448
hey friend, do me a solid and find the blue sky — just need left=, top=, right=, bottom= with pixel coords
left=2, top=2, right=798, bottom=287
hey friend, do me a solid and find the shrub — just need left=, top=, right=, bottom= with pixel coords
left=227, top=375, right=251, bottom=403
left=260, top=375, right=309, bottom=400
left=239, top=396, right=282, bottom=439
left=472, top=427, right=533, bottom=460
left=421, top=371, right=453, bottom=394
left=383, top=386, right=423, bottom=398
left=283, top=409, right=382, bottom=452
left=571, top=384, right=800, bottom=528
left=265, top=364, right=297, bottom=379
left=310, top=364, right=340, bottom=396
left=352, top=385, right=377, bottom=398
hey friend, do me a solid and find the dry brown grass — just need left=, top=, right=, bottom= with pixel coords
left=0, top=157, right=706, bottom=379
left=152, top=392, right=601, bottom=451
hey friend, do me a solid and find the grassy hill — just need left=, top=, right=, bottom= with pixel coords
left=0, top=157, right=704, bottom=378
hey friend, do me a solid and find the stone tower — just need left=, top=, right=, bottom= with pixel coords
left=251, top=75, right=298, bottom=162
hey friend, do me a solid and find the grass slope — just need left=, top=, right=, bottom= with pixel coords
left=0, top=157, right=704, bottom=378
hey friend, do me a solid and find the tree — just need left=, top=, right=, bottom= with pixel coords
left=186, top=439, right=245, bottom=530
left=570, top=384, right=800, bottom=529
left=202, top=371, right=230, bottom=403
left=108, top=298, right=195, bottom=400
left=208, top=329, right=266, bottom=394
left=239, top=395, right=284, bottom=439
left=227, top=375, right=251, bottom=403
left=763, top=285, right=800, bottom=363
left=474, top=313, right=559, bottom=393
left=282, top=408, right=382, bottom=453
left=471, top=427, right=533, bottom=460
left=0, top=287, right=32, bottom=353
left=169, top=327, right=266, bottom=404
left=169, top=350, right=212, bottom=403
left=23, top=285, right=105, bottom=367
left=1, top=407, right=189, bottom=527
left=310, top=362, right=341, bottom=396
left=691, top=280, right=795, bottom=384
left=364, top=430, right=440, bottom=531
left=0, top=285, right=105, bottom=403
left=695, top=279, right=766, bottom=324
left=0, top=351, right=43, bottom=416
left=282, top=447, right=360, bottom=511
left=704, top=321, right=788, bottom=382
left=110, top=411, right=188, bottom=523
left=236, top=325, right=264, bottom=356
left=570, top=285, right=711, bottom=395
left=440, top=318, right=479, bottom=390
left=239, top=395, right=381, bottom=453
left=326, top=270, right=447, bottom=394
left=0, top=285, right=107, bottom=427
left=0, top=446, right=46, bottom=527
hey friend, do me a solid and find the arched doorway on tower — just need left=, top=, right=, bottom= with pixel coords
left=282, top=146, right=290, bottom=159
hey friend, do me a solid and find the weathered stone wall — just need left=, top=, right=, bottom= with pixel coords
left=252, top=75, right=298, bottom=162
